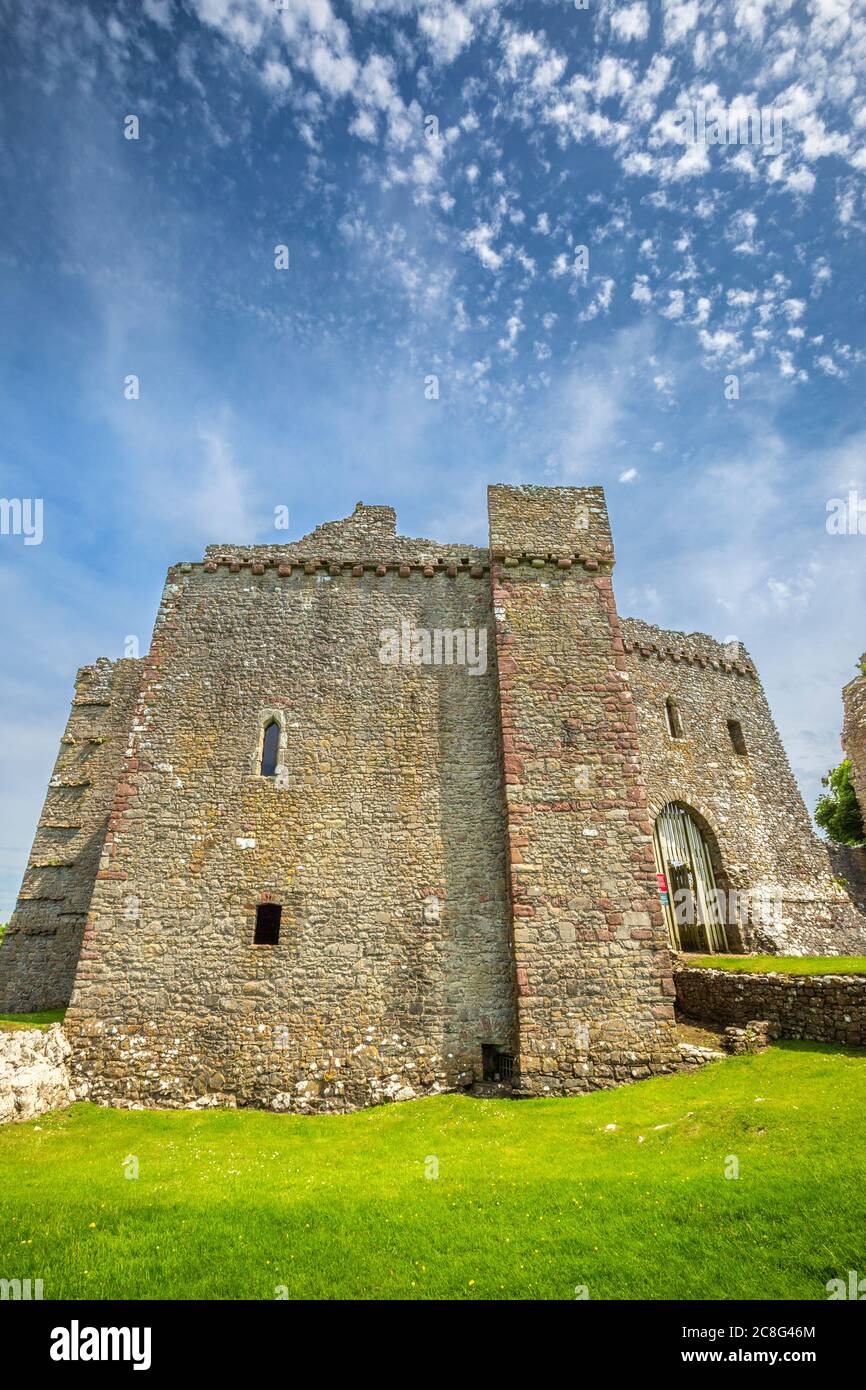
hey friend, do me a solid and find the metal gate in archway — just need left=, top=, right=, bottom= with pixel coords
left=653, top=802, right=728, bottom=953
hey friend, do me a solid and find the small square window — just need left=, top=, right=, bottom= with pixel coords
left=727, top=719, right=747, bottom=756
left=254, top=903, right=281, bottom=945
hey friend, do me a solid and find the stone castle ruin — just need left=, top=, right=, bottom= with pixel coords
left=1, top=485, right=863, bottom=1112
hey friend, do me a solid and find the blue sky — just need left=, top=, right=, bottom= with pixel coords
left=0, top=0, right=864, bottom=915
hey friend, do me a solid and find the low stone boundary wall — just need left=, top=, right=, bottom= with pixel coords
left=675, top=964, right=866, bottom=1047
left=0, top=1024, right=76, bottom=1123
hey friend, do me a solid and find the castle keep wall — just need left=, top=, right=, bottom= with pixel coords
left=488, top=487, right=680, bottom=1093
left=64, top=510, right=515, bottom=1111
left=0, top=658, right=142, bottom=1012
left=622, top=620, right=866, bottom=955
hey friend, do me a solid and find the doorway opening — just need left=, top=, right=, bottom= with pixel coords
left=653, top=802, right=729, bottom=953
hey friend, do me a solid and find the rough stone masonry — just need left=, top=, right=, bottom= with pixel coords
left=1, top=485, right=864, bottom=1112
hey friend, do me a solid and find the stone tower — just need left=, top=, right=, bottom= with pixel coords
left=487, top=486, right=679, bottom=1092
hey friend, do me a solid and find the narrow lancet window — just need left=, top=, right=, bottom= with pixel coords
left=665, top=697, right=684, bottom=739
left=260, top=720, right=280, bottom=777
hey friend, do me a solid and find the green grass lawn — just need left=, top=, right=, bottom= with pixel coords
left=1, top=1043, right=865, bottom=1300
left=0, top=1008, right=66, bottom=1030
left=686, top=955, right=866, bottom=975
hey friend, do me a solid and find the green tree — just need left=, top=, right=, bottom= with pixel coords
left=816, top=759, right=866, bottom=845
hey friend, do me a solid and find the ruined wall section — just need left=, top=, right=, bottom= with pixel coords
left=622, top=619, right=866, bottom=955
left=204, top=500, right=488, bottom=569
left=65, top=508, right=514, bottom=1111
left=488, top=486, right=680, bottom=1096
left=842, top=659, right=866, bottom=821
left=828, top=845, right=866, bottom=915
left=0, top=658, right=142, bottom=1011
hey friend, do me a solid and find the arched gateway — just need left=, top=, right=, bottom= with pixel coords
left=653, top=802, right=729, bottom=953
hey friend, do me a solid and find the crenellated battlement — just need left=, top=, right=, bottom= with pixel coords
left=621, top=617, right=758, bottom=679
left=199, top=554, right=489, bottom=579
